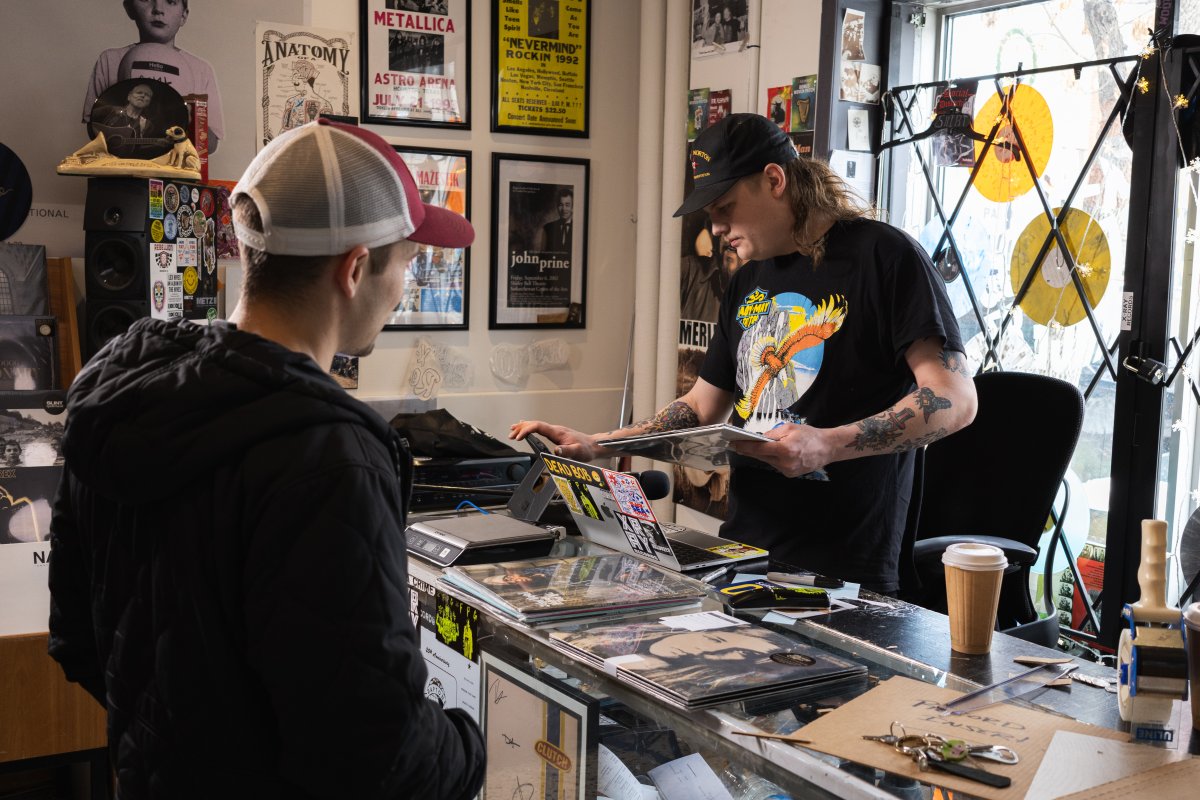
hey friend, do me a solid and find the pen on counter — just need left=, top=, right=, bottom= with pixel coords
left=766, top=571, right=844, bottom=589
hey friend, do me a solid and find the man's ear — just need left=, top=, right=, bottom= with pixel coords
left=763, top=163, right=788, bottom=198
left=333, top=246, right=371, bottom=299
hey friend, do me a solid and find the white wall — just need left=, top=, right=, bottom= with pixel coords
left=0, top=0, right=641, bottom=445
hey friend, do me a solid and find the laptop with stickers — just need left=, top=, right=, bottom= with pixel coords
left=538, top=451, right=768, bottom=574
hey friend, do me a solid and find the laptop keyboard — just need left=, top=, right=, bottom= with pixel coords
left=669, top=539, right=719, bottom=565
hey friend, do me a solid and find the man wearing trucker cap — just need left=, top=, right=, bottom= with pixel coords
left=513, top=113, right=977, bottom=594
left=48, top=119, right=484, bottom=799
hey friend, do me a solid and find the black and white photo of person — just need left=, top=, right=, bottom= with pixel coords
left=388, top=30, right=445, bottom=75
left=839, top=61, right=861, bottom=102
left=539, top=187, right=574, bottom=254
left=841, top=9, right=866, bottom=62
left=528, top=0, right=560, bottom=40
left=83, top=0, right=225, bottom=153
left=89, top=81, right=164, bottom=158
left=857, top=63, right=882, bottom=104
left=709, top=0, right=748, bottom=47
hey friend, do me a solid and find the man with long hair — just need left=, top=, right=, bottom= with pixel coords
left=513, top=113, right=976, bottom=595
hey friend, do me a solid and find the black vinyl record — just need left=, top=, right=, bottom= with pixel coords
left=0, top=142, right=33, bottom=241
left=87, top=78, right=190, bottom=160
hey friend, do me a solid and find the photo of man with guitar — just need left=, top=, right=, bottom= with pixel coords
left=88, top=78, right=189, bottom=160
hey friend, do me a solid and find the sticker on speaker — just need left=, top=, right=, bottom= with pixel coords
left=152, top=280, right=166, bottom=314
left=191, top=187, right=199, bottom=204
left=164, top=184, right=180, bottom=214
left=183, top=266, right=199, bottom=296
left=178, top=207, right=192, bottom=238
left=148, top=179, right=164, bottom=219
left=87, top=78, right=190, bottom=161
left=200, top=189, right=214, bottom=218
left=192, top=209, right=207, bottom=241
left=164, top=214, right=177, bottom=241
left=150, top=219, right=164, bottom=243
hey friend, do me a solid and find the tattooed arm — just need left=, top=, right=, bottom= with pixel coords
left=733, top=337, right=977, bottom=478
left=509, top=378, right=735, bottom=461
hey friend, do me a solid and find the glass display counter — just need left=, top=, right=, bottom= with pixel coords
left=406, top=536, right=1137, bottom=799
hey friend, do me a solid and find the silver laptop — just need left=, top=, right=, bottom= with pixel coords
left=539, top=451, right=768, bottom=574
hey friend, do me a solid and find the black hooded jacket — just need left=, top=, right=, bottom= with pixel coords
left=47, top=319, right=485, bottom=799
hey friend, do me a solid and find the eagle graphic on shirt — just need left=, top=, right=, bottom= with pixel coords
left=733, top=290, right=847, bottom=426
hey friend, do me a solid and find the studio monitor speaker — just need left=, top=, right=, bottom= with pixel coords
left=82, top=177, right=218, bottom=361
left=84, top=179, right=151, bottom=360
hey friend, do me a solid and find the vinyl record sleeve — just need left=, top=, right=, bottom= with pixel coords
left=548, top=615, right=866, bottom=709
left=0, top=316, right=57, bottom=390
left=596, top=423, right=769, bottom=471
left=442, top=553, right=706, bottom=623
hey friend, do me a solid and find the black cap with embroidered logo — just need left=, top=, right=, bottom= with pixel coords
left=675, top=113, right=799, bottom=217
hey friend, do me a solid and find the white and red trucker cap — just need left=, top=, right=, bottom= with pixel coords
left=231, top=118, right=473, bottom=255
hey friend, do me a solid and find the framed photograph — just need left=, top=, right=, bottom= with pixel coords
left=479, top=649, right=597, bottom=800
left=491, top=0, right=590, bottom=137
left=360, top=0, right=471, bottom=128
left=490, top=153, right=588, bottom=329
left=389, top=146, right=471, bottom=329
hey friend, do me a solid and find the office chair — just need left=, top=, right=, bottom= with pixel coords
left=905, top=370, right=1085, bottom=648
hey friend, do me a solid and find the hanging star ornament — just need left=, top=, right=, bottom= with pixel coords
left=1187, top=228, right=1199, bottom=245
left=1141, top=43, right=1158, bottom=59
left=1188, top=157, right=1200, bottom=173
left=1174, top=94, right=1190, bottom=109
left=1137, top=77, right=1151, bottom=94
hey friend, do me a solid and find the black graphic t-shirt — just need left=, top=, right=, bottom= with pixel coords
left=699, top=218, right=963, bottom=591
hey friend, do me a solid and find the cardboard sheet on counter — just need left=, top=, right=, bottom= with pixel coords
left=790, top=675, right=1128, bottom=800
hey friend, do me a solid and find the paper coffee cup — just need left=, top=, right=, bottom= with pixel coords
left=943, top=543, right=1008, bottom=654
left=1184, top=602, right=1200, bottom=731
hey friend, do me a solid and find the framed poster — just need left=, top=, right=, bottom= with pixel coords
left=256, top=22, right=357, bottom=148
left=360, top=0, right=470, bottom=128
left=490, top=153, right=588, bottom=329
left=389, top=146, right=471, bottom=329
left=480, top=649, right=597, bottom=800
left=491, top=0, right=590, bottom=136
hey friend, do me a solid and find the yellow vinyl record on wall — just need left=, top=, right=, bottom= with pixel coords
left=1010, top=208, right=1110, bottom=327
left=972, top=84, right=1054, bottom=203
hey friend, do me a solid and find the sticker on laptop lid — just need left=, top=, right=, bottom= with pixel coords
left=603, top=469, right=655, bottom=521
left=708, top=542, right=768, bottom=558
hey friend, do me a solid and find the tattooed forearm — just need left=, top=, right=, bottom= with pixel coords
left=631, top=400, right=700, bottom=434
left=940, top=349, right=971, bottom=378
left=914, top=387, right=952, bottom=422
left=888, top=428, right=948, bottom=453
left=849, top=408, right=915, bottom=451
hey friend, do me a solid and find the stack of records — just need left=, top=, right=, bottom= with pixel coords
left=440, top=554, right=708, bottom=624
left=548, top=614, right=868, bottom=710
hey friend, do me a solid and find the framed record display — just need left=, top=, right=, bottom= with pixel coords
left=491, top=0, right=590, bottom=137
left=360, top=0, right=471, bottom=128
left=479, top=649, right=597, bottom=800
left=387, top=146, right=470, bottom=329
left=490, top=153, right=588, bottom=329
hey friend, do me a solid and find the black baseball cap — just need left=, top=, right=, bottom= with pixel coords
left=675, top=113, right=799, bottom=217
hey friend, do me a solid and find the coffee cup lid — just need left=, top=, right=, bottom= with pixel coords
left=942, top=542, right=1008, bottom=571
left=1184, top=601, right=1200, bottom=627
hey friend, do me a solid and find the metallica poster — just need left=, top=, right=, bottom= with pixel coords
left=361, top=0, right=471, bottom=127
left=490, top=153, right=587, bottom=329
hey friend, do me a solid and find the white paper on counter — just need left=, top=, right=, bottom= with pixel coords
left=647, top=753, right=734, bottom=800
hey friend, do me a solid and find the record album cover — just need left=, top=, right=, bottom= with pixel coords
left=549, top=613, right=866, bottom=709
left=442, top=553, right=707, bottom=623
left=0, top=316, right=57, bottom=391
left=0, top=243, right=50, bottom=315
